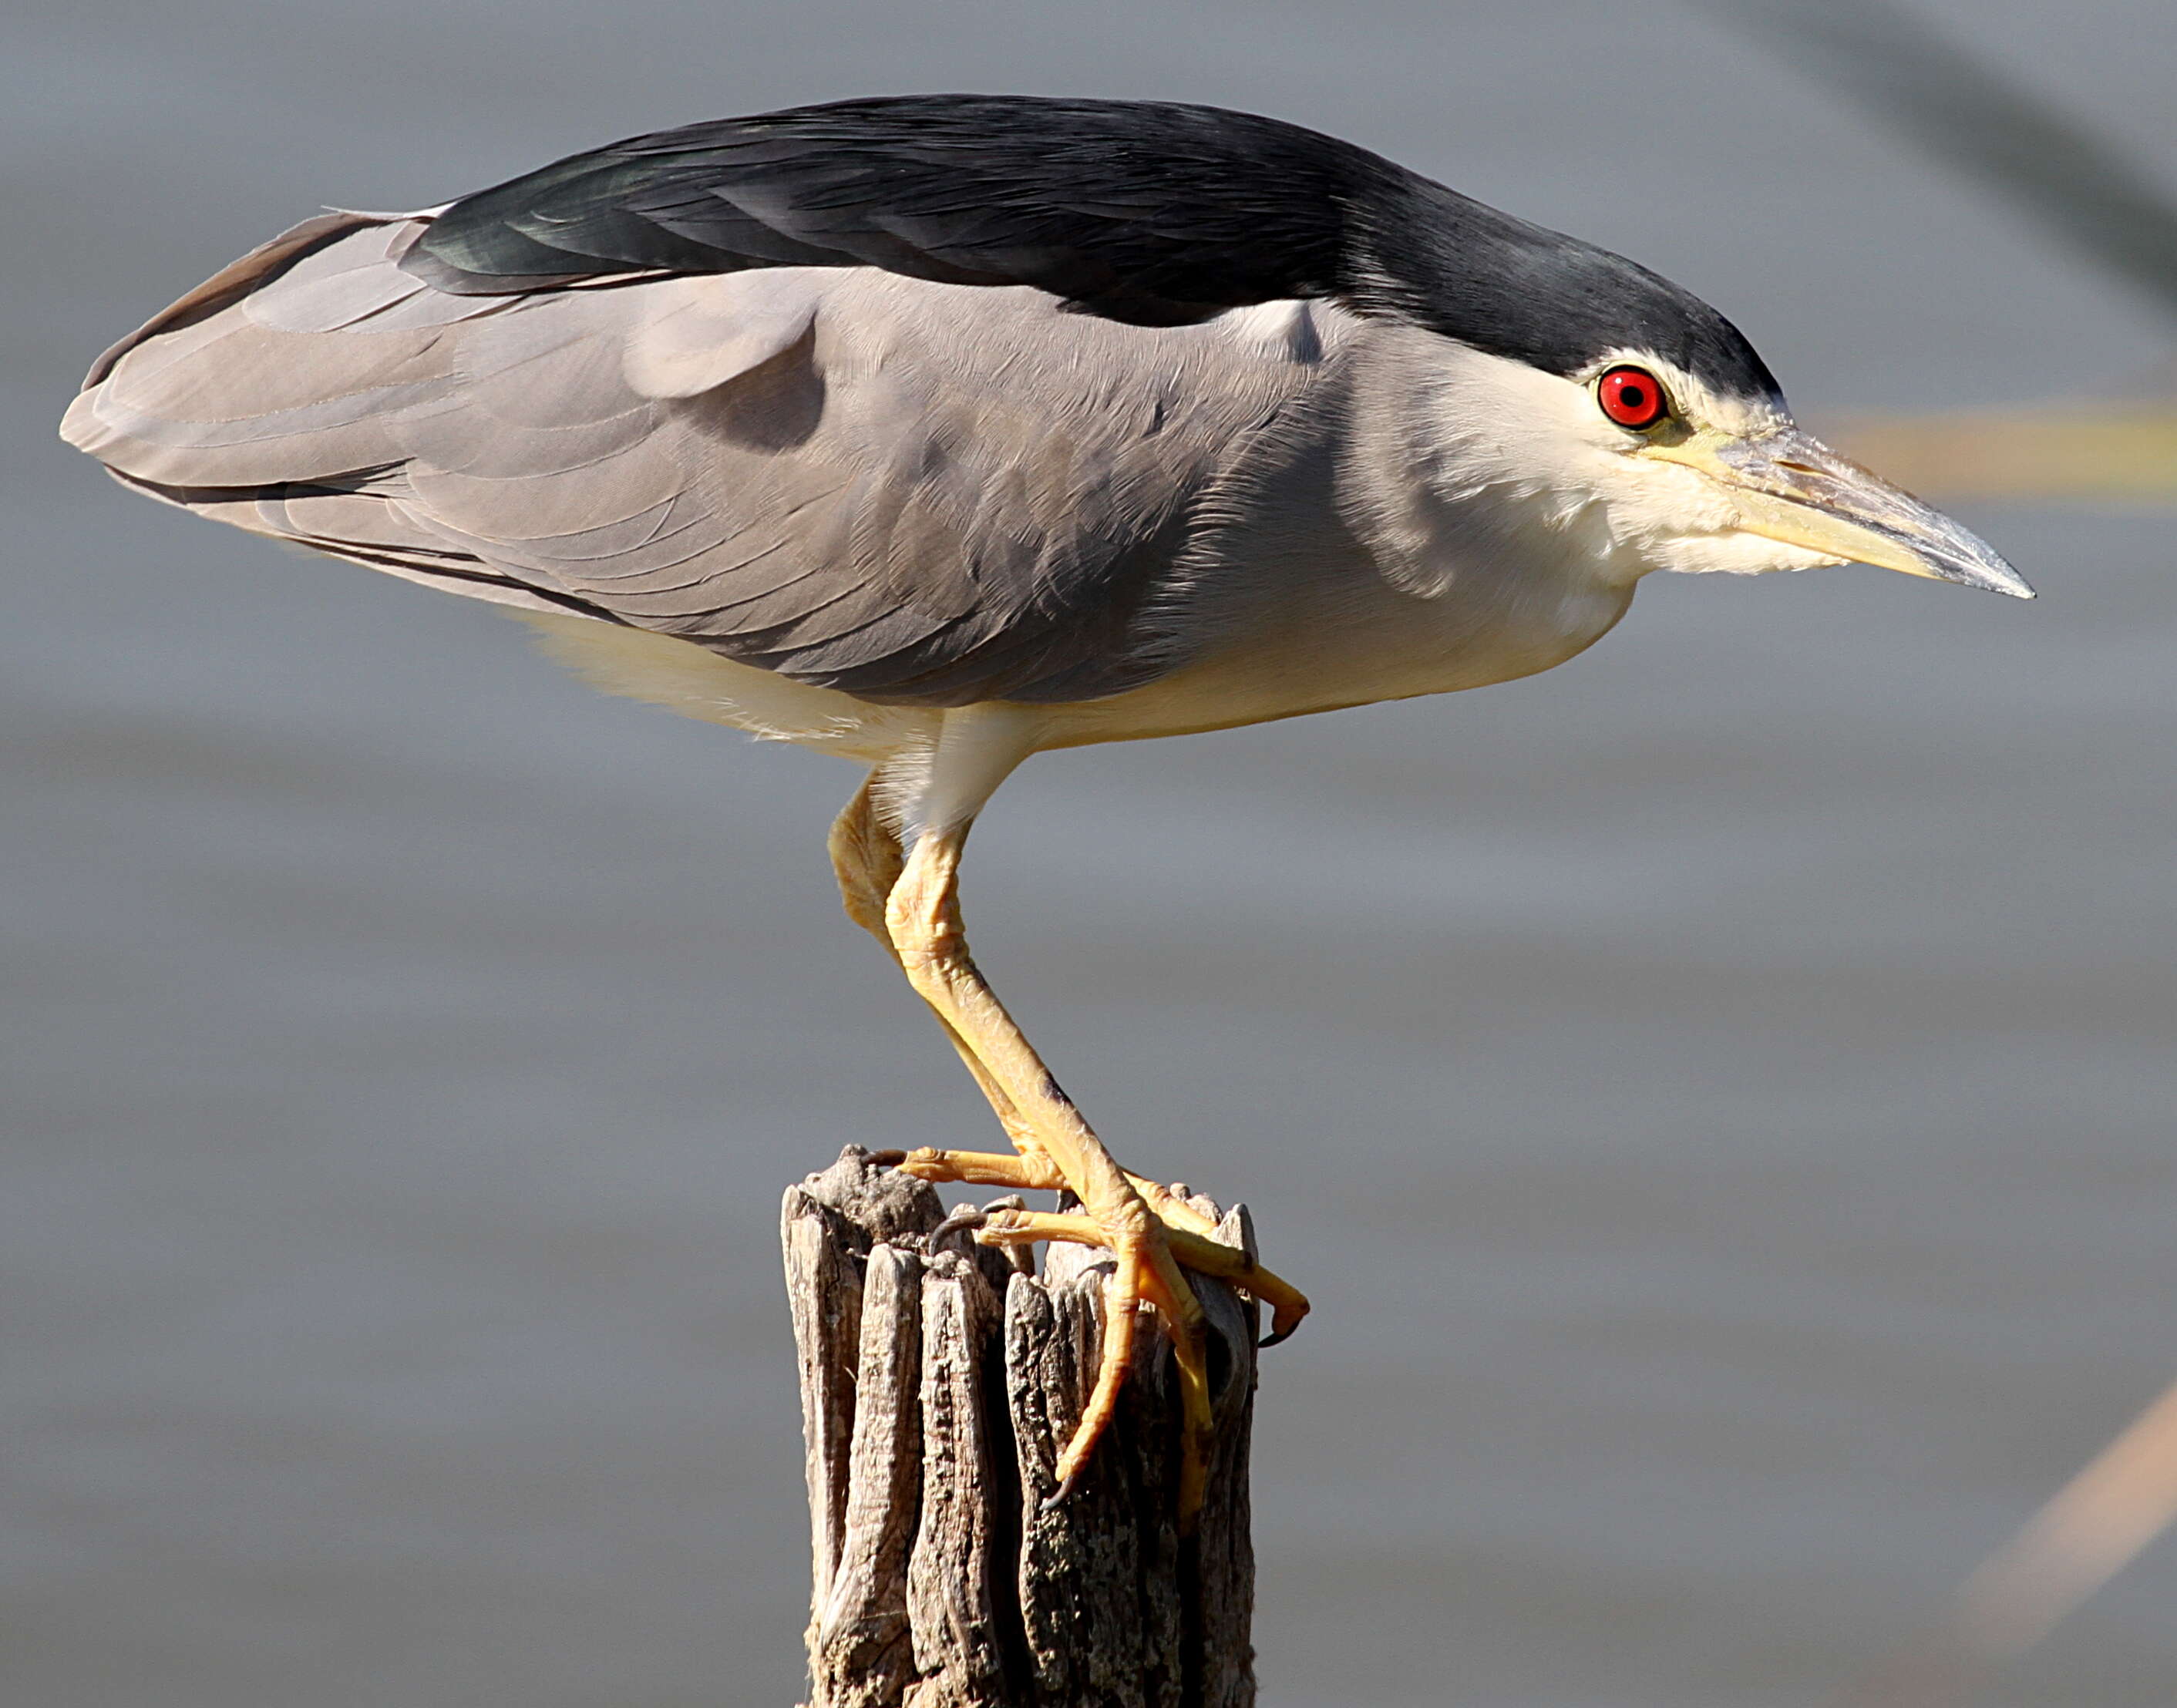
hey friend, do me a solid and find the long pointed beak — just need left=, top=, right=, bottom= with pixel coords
left=1652, top=425, right=2037, bottom=598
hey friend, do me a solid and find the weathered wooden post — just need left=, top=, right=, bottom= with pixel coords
left=782, top=1146, right=1261, bottom=1708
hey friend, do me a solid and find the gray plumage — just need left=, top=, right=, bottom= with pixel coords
left=66, top=207, right=1355, bottom=708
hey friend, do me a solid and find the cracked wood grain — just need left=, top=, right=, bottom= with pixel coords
left=785, top=1147, right=1259, bottom=1708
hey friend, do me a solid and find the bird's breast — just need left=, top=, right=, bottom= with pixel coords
left=1025, top=537, right=1635, bottom=750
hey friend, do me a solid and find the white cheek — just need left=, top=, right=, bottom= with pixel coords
left=1653, top=529, right=1839, bottom=578
left=1592, top=456, right=1839, bottom=579
left=1590, top=455, right=1731, bottom=559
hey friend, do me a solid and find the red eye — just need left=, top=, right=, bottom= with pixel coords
left=1597, top=365, right=1669, bottom=430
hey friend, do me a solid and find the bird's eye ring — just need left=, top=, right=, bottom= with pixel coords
left=1597, top=365, right=1670, bottom=431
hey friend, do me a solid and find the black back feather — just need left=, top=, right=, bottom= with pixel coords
left=409, top=95, right=1782, bottom=402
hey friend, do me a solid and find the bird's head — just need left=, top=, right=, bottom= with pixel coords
left=1546, top=347, right=2034, bottom=596
left=1359, top=187, right=2035, bottom=600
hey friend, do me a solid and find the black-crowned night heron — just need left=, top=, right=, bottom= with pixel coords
left=60, top=94, right=2033, bottom=1523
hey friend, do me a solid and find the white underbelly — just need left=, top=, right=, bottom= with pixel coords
left=1031, top=570, right=1637, bottom=748
left=512, top=560, right=1635, bottom=761
left=512, top=611, right=941, bottom=762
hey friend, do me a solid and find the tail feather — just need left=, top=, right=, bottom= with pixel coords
left=62, top=208, right=616, bottom=624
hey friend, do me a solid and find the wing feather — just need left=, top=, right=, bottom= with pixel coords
left=66, top=208, right=1354, bottom=704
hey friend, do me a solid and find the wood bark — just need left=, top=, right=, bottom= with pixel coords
left=782, top=1147, right=1260, bottom=1708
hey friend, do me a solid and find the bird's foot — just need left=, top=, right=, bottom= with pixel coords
left=888, top=1146, right=1308, bottom=1343
left=881, top=1145, right=1309, bottom=1525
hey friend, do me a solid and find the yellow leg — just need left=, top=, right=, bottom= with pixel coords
left=828, top=775, right=1310, bottom=1519
left=834, top=781, right=1197, bottom=1212
left=833, top=778, right=1207, bottom=1230
left=880, top=821, right=1210, bottom=1511
left=829, top=778, right=1040, bottom=1155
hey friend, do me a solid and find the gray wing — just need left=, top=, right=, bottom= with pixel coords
left=63, top=213, right=1347, bottom=705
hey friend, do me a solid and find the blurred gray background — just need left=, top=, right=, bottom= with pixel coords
left=6, top=3, right=2175, bottom=1704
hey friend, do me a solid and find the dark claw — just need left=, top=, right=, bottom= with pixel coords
left=1257, top=1326, right=1296, bottom=1349
left=1042, top=1467, right=1086, bottom=1511
left=866, top=1148, right=907, bottom=1167
left=929, top=1205, right=988, bottom=1254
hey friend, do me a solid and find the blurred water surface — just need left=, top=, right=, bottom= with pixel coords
left=5, top=4, right=2175, bottom=1704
